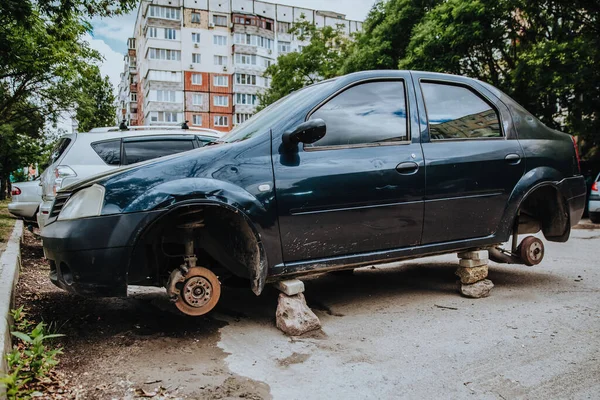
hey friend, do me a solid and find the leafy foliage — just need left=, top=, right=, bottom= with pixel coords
left=258, top=18, right=351, bottom=109
left=0, top=307, right=64, bottom=400
left=261, top=0, right=599, bottom=160
left=75, top=65, right=117, bottom=132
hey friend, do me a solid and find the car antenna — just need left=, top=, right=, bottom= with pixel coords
left=181, top=120, right=190, bottom=130
left=119, top=119, right=128, bottom=130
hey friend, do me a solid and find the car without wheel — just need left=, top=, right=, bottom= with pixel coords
left=37, top=125, right=222, bottom=232
left=41, top=71, right=586, bottom=315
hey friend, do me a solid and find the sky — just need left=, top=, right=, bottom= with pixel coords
left=88, top=0, right=377, bottom=96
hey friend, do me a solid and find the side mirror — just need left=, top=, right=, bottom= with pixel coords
left=282, top=119, right=326, bottom=149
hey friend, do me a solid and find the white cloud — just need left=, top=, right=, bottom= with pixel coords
left=91, top=12, right=137, bottom=47
left=83, top=33, right=124, bottom=96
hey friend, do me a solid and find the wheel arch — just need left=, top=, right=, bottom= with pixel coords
left=129, top=199, right=269, bottom=296
left=503, top=167, right=571, bottom=242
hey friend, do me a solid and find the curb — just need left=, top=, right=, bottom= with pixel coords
left=0, top=220, right=23, bottom=385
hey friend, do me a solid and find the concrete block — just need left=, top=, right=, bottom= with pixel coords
left=459, top=258, right=488, bottom=269
left=274, top=279, right=305, bottom=296
left=276, top=293, right=321, bottom=336
left=458, top=250, right=489, bottom=261
left=456, top=265, right=488, bottom=284
left=459, top=279, right=494, bottom=298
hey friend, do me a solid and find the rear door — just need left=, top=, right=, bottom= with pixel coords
left=273, top=76, right=425, bottom=262
left=413, top=75, right=525, bottom=244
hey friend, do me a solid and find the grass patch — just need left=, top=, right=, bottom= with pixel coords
left=0, top=198, right=16, bottom=244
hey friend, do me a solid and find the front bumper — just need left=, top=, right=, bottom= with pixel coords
left=42, top=210, right=162, bottom=297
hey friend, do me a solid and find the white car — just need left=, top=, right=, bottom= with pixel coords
left=38, top=125, right=222, bottom=231
left=8, top=179, right=42, bottom=223
left=589, top=172, right=600, bottom=223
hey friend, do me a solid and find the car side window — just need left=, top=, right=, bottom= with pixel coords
left=421, top=82, right=502, bottom=140
left=122, top=140, right=195, bottom=165
left=91, top=140, right=121, bottom=166
left=307, top=81, right=408, bottom=148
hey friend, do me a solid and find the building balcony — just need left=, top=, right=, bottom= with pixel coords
left=130, top=83, right=138, bottom=92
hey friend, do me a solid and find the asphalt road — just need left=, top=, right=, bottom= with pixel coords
left=19, top=229, right=600, bottom=399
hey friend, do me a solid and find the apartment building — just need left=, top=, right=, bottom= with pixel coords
left=117, top=38, right=139, bottom=125
left=117, top=0, right=362, bottom=132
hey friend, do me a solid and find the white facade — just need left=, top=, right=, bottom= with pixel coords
left=117, top=0, right=362, bottom=130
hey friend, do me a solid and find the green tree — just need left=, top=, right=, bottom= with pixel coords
left=75, top=65, right=116, bottom=132
left=342, top=0, right=441, bottom=73
left=258, top=18, right=351, bottom=109
left=399, top=0, right=600, bottom=158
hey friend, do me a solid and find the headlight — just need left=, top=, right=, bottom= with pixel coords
left=57, top=184, right=105, bottom=221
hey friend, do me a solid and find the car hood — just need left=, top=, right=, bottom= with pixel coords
left=60, top=143, right=225, bottom=193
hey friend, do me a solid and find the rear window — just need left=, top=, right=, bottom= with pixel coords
left=91, top=140, right=121, bottom=165
left=44, top=138, right=71, bottom=169
left=122, top=139, right=195, bottom=165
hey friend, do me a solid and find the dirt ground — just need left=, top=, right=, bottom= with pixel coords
left=15, top=228, right=600, bottom=399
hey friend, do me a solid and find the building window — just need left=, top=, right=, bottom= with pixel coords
left=277, top=22, right=290, bottom=33
left=235, top=93, right=258, bottom=105
left=213, top=95, right=229, bottom=107
left=154, top=90, right=179, bottom=103
left=192, top=53, right=201, bottom=63
left=213, top=15, right=227, bottom=26
left=130, top=93, right=137, bottom=102
left=148, top=5, right=180, bottom=20
left=214, top=115, right=229, bottom=127
left=148, top=48, right=181, bottom=61
left=213, top=75, right=228, bottom=87
left=191, top=12, right=201, bottom=23
left=192, top=73, right=202, bottom=85
left=192, top=94, right=203, bottom=105
left=264, top=58, right=273, bottom=68
left=147, top=70, right=181, bottom=82
left=235, top=53, right=256, bottom=66
left=265, top=21, right=273, bottom=31
left=235, top=113, right=252, bottom=125
left=235, top=73, right=257, bottom=85
left=150, top=111, right=180, bottom=123
left=164, top=28, right=177, bottom=40
left=192, top=32, right=201, bottom=43
left=147, top=27, right=158, bottom=38
left=278, top=41, right=291, bottom=53
left=213, top=55, right=227, bottom=65
left=193, top=115, right=203, bottom=126
left=298, top=45, right=305, bottom=52
left=213, top=35, right=227, bottom=46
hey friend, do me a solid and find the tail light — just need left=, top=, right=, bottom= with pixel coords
left=53, top=166, right=77, bottom=196
left=571, top=136, right=581, bottom=174
left=11, top=187, right=21, bottom=196
left=592, top=182, right=599, bottom=192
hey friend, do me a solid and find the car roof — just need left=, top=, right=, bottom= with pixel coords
left=62, top=126, right=223, bottom=142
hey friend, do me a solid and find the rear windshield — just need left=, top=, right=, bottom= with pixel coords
left=44, top=138, right=71, bottom=169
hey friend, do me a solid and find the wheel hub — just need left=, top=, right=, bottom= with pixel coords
left=182, top=276, right=212, bottom=308
left=168, top=267, right=221, bottom=316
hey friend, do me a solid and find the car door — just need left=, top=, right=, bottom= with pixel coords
left=413, top=77, right=525, bottom=244
left=273, top=77, right=425, bottom=263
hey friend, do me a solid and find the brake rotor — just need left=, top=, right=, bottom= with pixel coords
left=175, top=267, right=221, bottom=316
left=519, top=236, right=545, bottom=266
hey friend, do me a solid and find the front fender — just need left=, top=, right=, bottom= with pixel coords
left=122, top=178, right=267, bottom=216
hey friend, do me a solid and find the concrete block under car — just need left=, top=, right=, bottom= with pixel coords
left=274, top=279, right=305, bottom=296
left=457, top=250, right=489, bottom=261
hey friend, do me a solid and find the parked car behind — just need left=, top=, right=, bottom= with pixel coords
left=37, top=126, right=222, bottom=231
left=8, top=178, right=42, bottom=223
left=588, top=172, right=600, bottom=223
left=42, top=71, right=586, bottom=316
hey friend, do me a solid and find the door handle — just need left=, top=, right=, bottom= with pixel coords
left=505, top=153, right=521, bottom=165
left=396, top=162, right=419, bottom=175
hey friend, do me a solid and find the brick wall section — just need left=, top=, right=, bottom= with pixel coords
left=209, top=93, right=233, bottom=113
left=209, top=73, right=232, bottom=94
left=185, top=111, right=210, bottom=128
left=209, top=112, right=232, bottom=132
left=184, top=9, right=209, bottom=29
left=184, top=71, right=209, bottom=92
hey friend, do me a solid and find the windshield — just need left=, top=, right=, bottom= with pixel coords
left=221, top=80, right=336, bottom=143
